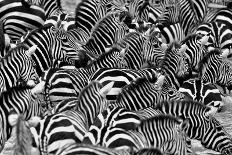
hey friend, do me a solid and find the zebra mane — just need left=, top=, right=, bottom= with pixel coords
left=86, top=47, right=121, bottom=67
left=0, top=43, right=28, bottom=61
left=0, top=20, right=4, bottom=52
left=138, top=114, right=182, bottom=128
left=198, top=48, right=221, bottom=73
left=56, top=0, right=62, bottom=9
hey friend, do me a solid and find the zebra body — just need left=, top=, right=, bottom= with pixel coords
left=30, top=81, right=113, bottom=154
left=41, top=47, right=126, bottom=106
left=90, top=67, right=162, bottom=101
left=155, top=100, right=232, bottom=154
left=83, top=106, right=162, bottom=146
left=196, top=21, right=232, bottom=52
left=0, top=0, right=45, bottom=42
left=87, top=115, right=191, bottom=154
left=0, top=86, right=43, bottom=151
left=179, top=78, right=224, bottom=110
left=110, top=77, right=186, bottom=111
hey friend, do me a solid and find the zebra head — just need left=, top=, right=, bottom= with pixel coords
left=20, top=45, right=39, bottom=87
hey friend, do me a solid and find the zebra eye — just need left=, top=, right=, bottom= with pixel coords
left=169, top=90, right=174, bottom=95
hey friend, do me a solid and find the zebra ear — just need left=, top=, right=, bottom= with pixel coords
left=120, top=46, right=128, bottom=57
left=27, top=116, right=41, bottom=127
left=179, top=44, right=188, bottom=53
left=199, top=34, right=210, bottom=45
left=100, top=81, right=115, bottom=97
left=205, top=106, right=217, bottom=117
left=26, top=45, right=37, bottom=57
left=31, top=81, right=45, bottom=95
left=221, top=48, right=229, bottom=58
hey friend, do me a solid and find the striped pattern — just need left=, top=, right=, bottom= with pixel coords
left=0, top=44, right=38, bottom=95
left=0, top=0, right=45, bottom=42
left=0, top=86, right=43, bottom=150
left=81, top=12, right=129, bottom=56
left=155, top=100, right=232, bottom=154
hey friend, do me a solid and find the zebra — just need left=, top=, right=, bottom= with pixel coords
left=0, top=44, right=39, bottom=95
left=73, top=0, right=125, bottom=43
left=135, top=148, right=164, bottom=155
left=155, top=99, right=232, bottom=154
left=83, top=106, right=162, bottom=146
left=155, top=22, right=185, bottom=44
left=109, top=77, right=187, bottom=111
left=22, top=0, right=64, bottom=18
left=114, top=32, right=144, bottom=69
left=17, top=24, right=81, bottom=76
left=80, top=12, right=129, bottom=57
left=213, top=8, right=232, bottom=28
left=0, top=85, right=45, bottom=151
left=179, top=78, right=224, bottom=112
left=0, top=0, right=45, bottom=42
left=159, top=42, right=190, bottom=91
left=87, top=114, right=191, bottom=154
left=0, top=113, right=40, bottom=155
left=27, top=81, right=114, bottom=154
left=52, top=143, right=131, bottom=155
left=90, top=67, right=164, bottom=101
left=198, top=49, right=232, bottom=92
left=38, top=46, right=127, bottom=107
left=195, top=21, right=232, bottom=52
left=142, top=32, right=166, bottom=67
left=180, top=33, right=210, bottom=73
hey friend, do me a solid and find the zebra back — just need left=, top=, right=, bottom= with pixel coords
left=155, top=100, right=232, bottom=154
